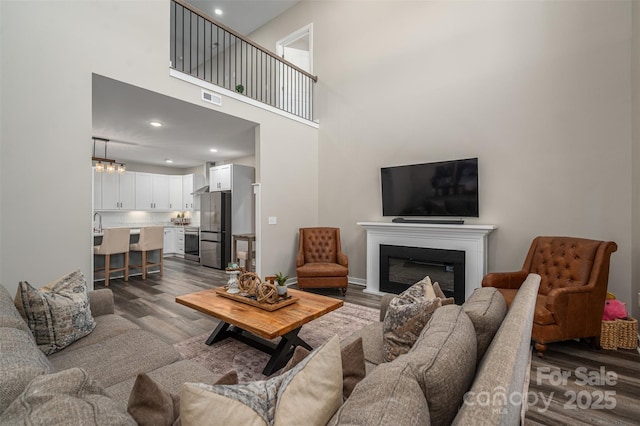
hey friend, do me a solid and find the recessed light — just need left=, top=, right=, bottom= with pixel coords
left=210, top=148, right=218, bottom=153
left=214, top=8, right=223, bottom=15
left=165, top=159, right=173, bottom=164
left=150, top=121, right=163, bottom=127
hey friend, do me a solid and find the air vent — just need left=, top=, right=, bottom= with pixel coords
left=201, top=90, right=222, bottom=106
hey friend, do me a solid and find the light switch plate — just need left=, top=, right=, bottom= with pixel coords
left=268, top=216, right=277, bottom=225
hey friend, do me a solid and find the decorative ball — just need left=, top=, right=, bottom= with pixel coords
left=256, top=282, right=279, bottom=304
left=238, top=272, right=261, bottom=295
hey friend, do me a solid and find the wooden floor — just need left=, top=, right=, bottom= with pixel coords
left=97, top=257, right=639, bottom=425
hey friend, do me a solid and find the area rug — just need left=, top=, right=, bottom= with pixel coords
left=174, top=302, right=379, bottom=383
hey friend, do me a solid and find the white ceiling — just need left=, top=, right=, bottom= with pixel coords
left=92, top=0, right=300, bottom=169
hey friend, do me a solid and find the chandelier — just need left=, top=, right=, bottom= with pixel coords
left=92, top=137, right=125, bottom=174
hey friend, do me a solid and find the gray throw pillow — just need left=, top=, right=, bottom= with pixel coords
left=382, top=276, right=441, bottom=362
left=15, top=270, right=96, bottom=355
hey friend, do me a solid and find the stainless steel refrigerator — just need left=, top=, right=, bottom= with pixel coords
left=199, top=191, right=231, bottom=269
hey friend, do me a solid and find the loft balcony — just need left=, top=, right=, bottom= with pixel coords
left=170, top=0, right=317, bottom=122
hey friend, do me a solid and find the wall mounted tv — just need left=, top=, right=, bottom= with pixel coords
left=381, top=158, right=479, bottom=218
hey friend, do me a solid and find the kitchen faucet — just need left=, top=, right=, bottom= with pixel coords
left=93, top=212, right=102, bottom=233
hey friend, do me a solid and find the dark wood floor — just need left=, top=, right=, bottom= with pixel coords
left=97, top=257, right=639, bottom=425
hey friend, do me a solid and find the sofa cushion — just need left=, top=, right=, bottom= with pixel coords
left=404, top=305, right=477, bottom=426
left=462, top=287, right=507, bottom=363
left=15, top=270, right=96, bottom=355
left=0, top=367, right=136, bottom=425
left=106, top=359, right=226, bottom=406
left=180, top=335, right=343, bottom=426
left=49, top=329, right=181, bottom=388
left=0, top=328, right=54, bottom=413
left=296, top=263, right=349, bottom=277
left=47, top=314, right=139, bottom=356
left=383, top=276, right=441, bottom=361
left=0, top=283, right=34, bottom=340
left=328, top=361, right=431, bottom=426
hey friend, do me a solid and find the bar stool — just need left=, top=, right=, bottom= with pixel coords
left=129, top=227, right=164, bottom=280
left=94, top=228, right=130, bottom=287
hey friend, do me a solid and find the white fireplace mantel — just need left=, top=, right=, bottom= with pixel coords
left=357, top=222, right=497, bottom=299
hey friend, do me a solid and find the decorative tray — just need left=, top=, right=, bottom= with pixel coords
left=214, top=287, right=298, bottom=311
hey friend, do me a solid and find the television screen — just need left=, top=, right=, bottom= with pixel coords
left=381, top=158, right=479, bottom=217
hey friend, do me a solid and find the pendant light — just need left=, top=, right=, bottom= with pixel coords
left=92, top=137, right=125, bottom=174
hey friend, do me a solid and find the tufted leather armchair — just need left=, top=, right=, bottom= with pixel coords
left=296, top=227, right=349, bottom=294
left=482, top=236, right=617, bottom=357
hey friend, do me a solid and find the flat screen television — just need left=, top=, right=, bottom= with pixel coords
left=381, top=158, right=479, bottom=218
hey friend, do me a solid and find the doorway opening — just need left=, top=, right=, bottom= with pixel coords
left=276, top=24, right=313, bottom=116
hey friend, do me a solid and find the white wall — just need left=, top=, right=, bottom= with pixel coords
left=0, top=0, right=318, bottom=295
left=632, top=1, right=640, bottom=319
left=251, top=1, right=634, bottom=308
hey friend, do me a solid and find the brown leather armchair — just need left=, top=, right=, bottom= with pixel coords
left=482, top=236, right=617, bottom=357
left=296, top=227, right=349, bottom=294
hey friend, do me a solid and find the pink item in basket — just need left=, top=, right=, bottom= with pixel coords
left=602, top=299, right=628, bottom=321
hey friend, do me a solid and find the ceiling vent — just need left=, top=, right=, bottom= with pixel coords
left=201, top=89, right=222, bottom=106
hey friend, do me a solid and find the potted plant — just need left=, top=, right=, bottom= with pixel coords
left=274, top=272, right=289, bottom=296
left=235, top=84, right=244, bottom=94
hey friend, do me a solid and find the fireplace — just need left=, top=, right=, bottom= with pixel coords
left=380, top=245, right=466, bottom=304
left=358, top=222, right=496, bottom=300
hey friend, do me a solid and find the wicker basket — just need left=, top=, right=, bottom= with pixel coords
left=616, top=317, right=638, bottom=350
left=600, top=317, right=638, bottom=350
left=600, top=320, right=619, bottom=350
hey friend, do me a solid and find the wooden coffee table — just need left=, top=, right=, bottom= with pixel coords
left=176, top=288, right=343, bottom=375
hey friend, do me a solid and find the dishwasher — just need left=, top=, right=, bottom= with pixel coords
left=184, top=226, right=200, bottom=262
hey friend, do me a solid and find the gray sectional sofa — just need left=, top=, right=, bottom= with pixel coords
left=1, top=273, right=540, bottom=425
left=333, top=273, right=541, bottom=426
left=0, top=284, right=221, bottom=417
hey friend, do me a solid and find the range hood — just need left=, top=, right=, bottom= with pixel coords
left=192, top=185, right=209, bottom=195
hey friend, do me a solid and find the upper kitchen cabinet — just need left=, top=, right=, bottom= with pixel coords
left=101, top=171, right=136, bottom=210
left=182, top=174, right=204, bottom=210
left=136, top=172, right=170, bottom=210
left=210, top=164, right=232, bottom=191
left=169, top=175, right=183, bottom=211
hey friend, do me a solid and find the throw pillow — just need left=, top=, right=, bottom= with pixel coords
left=127, top=370, right=239, bottom=426
left=0, top=328, right=54, bottom=413
left=14, top=270, right=96, bottom=355
left=432, top=282, right=455, bottom=305
left=180, top=335, right=343, bottom=426
left=281, top=337, right=366, bottom=400
left=0, top=367, right=136, bottom=425
left=383, top=276, right=441, bottom=362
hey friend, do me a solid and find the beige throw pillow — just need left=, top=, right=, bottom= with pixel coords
left=15, top=270, right=96, bottom=355
left=383, top=276, right=441, bottom=362
left=180, top=335, right=343, bottom=426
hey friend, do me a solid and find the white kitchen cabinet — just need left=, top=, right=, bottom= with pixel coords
left=176, top=227, right=185, bottom=255
left=210, top=164, right=232, bottom=191
left=101, top=171, right=136, bottom=210
left=136, top=173, right=170, bottom=210
left=182, top=174, right=205, bottom=210
left=169, top=175, right=183, bottom=211
left=163, top=227, right=177, bottom=256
